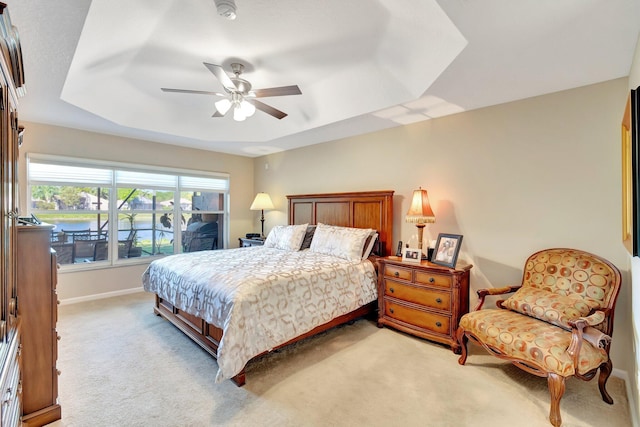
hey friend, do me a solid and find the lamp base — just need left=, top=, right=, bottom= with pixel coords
left=415, top=223, right=428, bottom=261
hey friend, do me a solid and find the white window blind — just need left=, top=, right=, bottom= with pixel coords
left=116, top=170, right=177, bottom=188
left=180, top=175, right=229, bottom=191
left=29, top=161, right=112, bottom=185
left=29, top=156, right=229, bottom=193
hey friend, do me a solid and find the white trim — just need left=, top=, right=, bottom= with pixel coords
left=59, top=287, right=145, bottom=306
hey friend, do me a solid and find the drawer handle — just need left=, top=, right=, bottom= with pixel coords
left=57, top=334, right=61, bottom=341
left=435, top=298, right=442, bottom=304
left=436, top=321, right=442, bottom=327
left=389, top=287, right=395, bottom=293
left=429, top=277, right=435, bottom=283
left=394, top=271, right=399, bottom=277
left=8, top=298, right=15, bottom=316
left=390, top=308, right=394, bottom=314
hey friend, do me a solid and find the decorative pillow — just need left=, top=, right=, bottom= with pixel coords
left=309, top=223, right=374, bottom=261
left=263, top=223, right=308, bottom=251
left=361, top=232, right=378, bottom=260
left=502, top=287, right=600, bottom=330
left=299, top=225, right=317, bottom=250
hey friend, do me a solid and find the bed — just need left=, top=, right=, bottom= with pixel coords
left=142, top=190, right=394, bottom=385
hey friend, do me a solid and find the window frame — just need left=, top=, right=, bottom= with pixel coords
left=26, top=153, right=230, bottom=271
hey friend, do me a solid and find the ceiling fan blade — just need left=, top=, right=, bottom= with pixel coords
left=161, top=88, right=225, bottom=96
left=251, top=100, right=288, bottom=120
left=212, top=110, right=225, bottom=118
left=252, top=85, right=302, bottom=98
left=203, top=62, right=236, bottom=92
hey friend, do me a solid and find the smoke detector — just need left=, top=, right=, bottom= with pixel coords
left=214, top=0, right=237, bottom=20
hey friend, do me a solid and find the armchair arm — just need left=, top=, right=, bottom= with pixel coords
left=566, top=311, right=608, bottom=367
left=474, top=285, right=521, bottom=311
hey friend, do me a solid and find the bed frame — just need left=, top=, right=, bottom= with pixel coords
left=153, top=190, right=394, bottom=386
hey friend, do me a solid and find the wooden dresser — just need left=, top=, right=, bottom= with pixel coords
left=17, top=225, right=61, bottom=426
left=377, top=256, right=472, bottom=352
left=0, top=3, right=26, bottom=426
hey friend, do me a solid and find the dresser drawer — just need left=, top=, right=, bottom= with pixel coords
left=415, top=270, right=452, bottom=288
left=383, top=264, right=412, bottom=281
left=2, top=359, right=20, bottom=427
left=1, top=333, right=21, bottom=427
left=384, top=299, right=451, bottom=336
left=384, top=279, right=451, bottom=311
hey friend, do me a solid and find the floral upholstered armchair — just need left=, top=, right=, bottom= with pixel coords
left=455, top=248, right=621, bottom=427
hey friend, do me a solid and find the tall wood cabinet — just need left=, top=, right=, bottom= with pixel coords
left=17, top=225, right=61, bottom=426
left=0, top=3, right=25, bottom=427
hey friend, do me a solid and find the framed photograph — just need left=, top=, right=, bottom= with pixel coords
left=431, top=233, right=463, bottom=268
left=622, top=89, right=640, bottom=256
left=402, top=247, right=422, bottom=264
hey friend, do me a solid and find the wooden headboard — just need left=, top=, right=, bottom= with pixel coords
left=287, top=190, right=394, bottom=256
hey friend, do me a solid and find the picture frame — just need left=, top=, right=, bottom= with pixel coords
left=402, top=247, right=422, bottom=264
left=430, top=233, right=463, bottom=268
left=622, top=89, right=640, bottom=256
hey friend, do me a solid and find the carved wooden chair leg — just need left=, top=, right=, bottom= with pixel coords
left=598, top=359, right=614, bottom=404
left=456, top=328, right=468, bottom=365
left=547, top=373, right=566, bottom=427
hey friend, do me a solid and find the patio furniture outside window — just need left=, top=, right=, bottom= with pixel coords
left=27, top=154, right=229, bottom=269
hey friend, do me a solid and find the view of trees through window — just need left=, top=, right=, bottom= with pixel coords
left=28, top=157, right=228, bottom=267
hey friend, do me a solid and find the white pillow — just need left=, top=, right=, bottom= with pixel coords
left=309, top=223, right=374, bottom=261
left=362, top=232, right=378, bottom=260
left=263, top=223, right=308, bottom=251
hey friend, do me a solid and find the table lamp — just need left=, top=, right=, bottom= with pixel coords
left=405, top=187, right=435, bottom=260
left=250, top=192, right=274, bottom=238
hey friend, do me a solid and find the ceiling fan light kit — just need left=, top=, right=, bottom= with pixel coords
left=161, top=62, right=302, bottom=122
left=215, top=93, right=256, bottom=121
left=214, top=0, right=237, bottom=20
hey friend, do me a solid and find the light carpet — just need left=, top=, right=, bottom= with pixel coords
left=47, top=292, right=631, bottom=427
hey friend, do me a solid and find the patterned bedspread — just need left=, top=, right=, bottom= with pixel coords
left=142, top=246, right=377, bottom=382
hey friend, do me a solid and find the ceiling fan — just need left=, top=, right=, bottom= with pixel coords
left=161, top=62, right=302, bottom=121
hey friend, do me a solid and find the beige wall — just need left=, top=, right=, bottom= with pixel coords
left=18, top=122, right=255, bottom=301
left=254, top=78, right=634, bottom=384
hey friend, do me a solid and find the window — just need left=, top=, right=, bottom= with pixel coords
left=27, top=155, right=229, bottom=269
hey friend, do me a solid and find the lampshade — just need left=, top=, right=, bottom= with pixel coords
left=250, top=193, right=274, bottom=211
left=405, top=187, right=435, bottom=224
left=240, top=100, right=256, bottom=117
left=233, top=104, right=247, bottom=121
left=215, top=98, right=232, bottom=115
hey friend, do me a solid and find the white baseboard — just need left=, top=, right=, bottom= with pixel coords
left=59, top=287, right=145, bottom=305
left=613, top=368, right=639, bottom=427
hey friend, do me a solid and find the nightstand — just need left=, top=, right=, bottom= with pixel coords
left=377, top=256, right=472, bottom=353
left=238, top=237, right=265, bottom=247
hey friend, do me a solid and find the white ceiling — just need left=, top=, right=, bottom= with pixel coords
left=8, top=0, right=640, bottom=158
